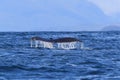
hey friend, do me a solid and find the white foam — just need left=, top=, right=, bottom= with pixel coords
left=82, top=47, right=93, bottom=50
left=80, top=43, right=93, bottom=50
left=66, top=63, right=77, bottom=67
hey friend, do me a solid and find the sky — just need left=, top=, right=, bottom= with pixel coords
left=0, top=0, right=120, bottom=31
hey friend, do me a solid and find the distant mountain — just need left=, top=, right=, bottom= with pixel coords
left=102, top=25, right=120, bottom=31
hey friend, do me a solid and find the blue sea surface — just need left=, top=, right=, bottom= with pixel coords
left=0, top=32, right=120, bottom=80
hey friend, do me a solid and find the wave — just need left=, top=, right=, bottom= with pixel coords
left=0, top=65, right=69, bottom=73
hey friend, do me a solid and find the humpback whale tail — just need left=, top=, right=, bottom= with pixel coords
left=30, top=37, right=83, bottom=49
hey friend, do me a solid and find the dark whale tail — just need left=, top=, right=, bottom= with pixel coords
left=30, top=37, right=82, bottom=49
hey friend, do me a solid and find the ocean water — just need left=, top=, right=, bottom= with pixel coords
left=0, top=32, right=120, bottom=80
